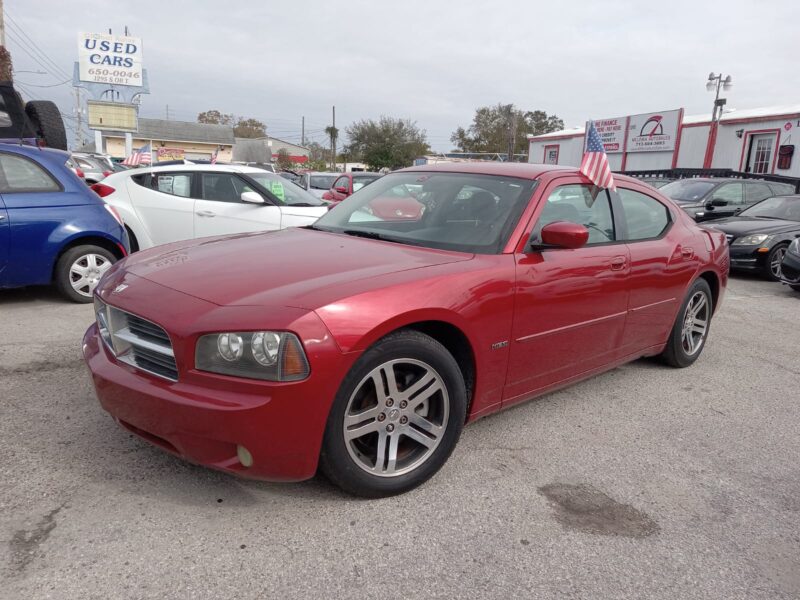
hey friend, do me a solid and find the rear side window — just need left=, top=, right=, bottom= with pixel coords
left=617, top=188, right=671, bottom=241
left=746, top=182, right=773, bottom=202
left=769, top=182, right=796, bottom=196
left=152, top=172, right=192, bottom=197
left=0, top=153, right=60, bottom=193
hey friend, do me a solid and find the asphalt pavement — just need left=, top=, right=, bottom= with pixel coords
left=1, top=275, right=799, bottom=599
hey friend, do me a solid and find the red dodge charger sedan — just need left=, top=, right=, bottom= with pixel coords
left=83, top=163, right=729, bottom=497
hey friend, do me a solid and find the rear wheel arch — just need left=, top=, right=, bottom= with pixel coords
left=51, top=235, right=125, bottom=282
left=697, top=270, right=720, bottom=313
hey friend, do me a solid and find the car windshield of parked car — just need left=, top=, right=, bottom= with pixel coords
left=739, top=196, right=800, bottom=221
left=246, top=172, right=324, bottom=206
left=660, top=180, right=716, bottom=203
left=310, top=174, right=337, bottom=190
left=312, top=172, right=537, bottom=254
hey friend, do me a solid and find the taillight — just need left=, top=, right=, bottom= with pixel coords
left=91, top=183, right=115, bottom=198
left=102, top=170, right=112, bottom=177
left=75, top=168, right=85, bottom=179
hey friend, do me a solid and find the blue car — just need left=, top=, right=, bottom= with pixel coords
left=0, top=144, right=129, bottom=302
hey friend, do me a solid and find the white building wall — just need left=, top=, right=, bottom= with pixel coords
left=528, top=137, right=584, bottom=167
left=675, top=125, right=709, bottom=168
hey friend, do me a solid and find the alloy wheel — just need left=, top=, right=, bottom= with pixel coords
left=770, top=247, right=786, bottom=279
left=343, top=358, right=449, bottom=477
left=681, top=291, right=710, bottom=356
left=70, top=253, right=112, bottom=297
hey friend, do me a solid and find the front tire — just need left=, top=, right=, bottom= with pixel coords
left=661, top=278, right=713, bottom=368
left=55, top=245, right=116, bottom=303
left=764, top=243, right=788, bottom=281
left=320, top=330, right=466, bottom=498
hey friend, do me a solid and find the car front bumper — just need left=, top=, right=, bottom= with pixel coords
left=728, top=246, right=767, bottom=271
left=83, top=317, right=349, bottom=482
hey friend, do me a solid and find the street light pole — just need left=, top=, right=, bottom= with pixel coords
left=702, top=72, right=733, bottom=169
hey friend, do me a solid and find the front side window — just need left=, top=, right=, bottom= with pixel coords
left=0, top=153, right=60, bottom=192
left=152, top=172, right=192, bottom=198
left=617, top=188, right=671, bottom=240
left=244, top=172, right=324, bottom=206
left=712, top=183, right=744, bottom=205
left=660, top=180, right=716, bottom=203
left=533, top=184, right=615, bottom=244
left=313, top=172, right=537, bottom=254
left=200, top=173, right=252, bottom=202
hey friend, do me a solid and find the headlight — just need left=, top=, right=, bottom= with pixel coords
left=789, top=238, right=800, bottom=256
left=94, top=297, right=113, bottom=348
left=732, top=234, right=772, bottom=246
left=195, top=331, right=309, bottom=381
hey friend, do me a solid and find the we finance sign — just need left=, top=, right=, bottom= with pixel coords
left=78, top=32, right=143, bottom=87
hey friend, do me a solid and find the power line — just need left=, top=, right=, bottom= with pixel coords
left=4, top=12, right=71, bottom=79
left=14, top=77, right=71, bottom=88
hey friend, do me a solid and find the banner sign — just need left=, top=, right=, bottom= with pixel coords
left=590, top=117, right=626, bottom=153
left=626, top=109, right=681, bottom=153
left=157, top=148, right=185, bottom=162
left=78, top=32, right=143, bottom=87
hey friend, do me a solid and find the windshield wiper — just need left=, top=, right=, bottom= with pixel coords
left=342, top=229, right=386, bottom=240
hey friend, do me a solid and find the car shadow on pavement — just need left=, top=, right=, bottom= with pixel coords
left=0, top=286, right=67, bottom=305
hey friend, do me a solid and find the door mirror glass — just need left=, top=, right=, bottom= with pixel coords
left=241, top=191, right=265, bottom=204
left=537, top=221, right=589, bottom=249
left=335, top=186, right=349, bottom=194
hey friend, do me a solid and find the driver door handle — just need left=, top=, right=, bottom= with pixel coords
left=610, top=256, right=626, bottom=271
left=681, top=247, right=694, bottom=259
left=195, top=210, right=216, bottom=217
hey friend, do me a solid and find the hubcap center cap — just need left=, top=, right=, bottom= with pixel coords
left=387, top=408, right=400, bottom=421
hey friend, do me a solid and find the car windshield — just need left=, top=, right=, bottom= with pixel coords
left=245, top=172, right=324, bottom=206
left=660, top=180, right=716, bottom=203
left=312, top=172, right=537, bottom=254
left=739, top=196, right=800, bottom=221
left=310, top=174, right=337, bottom=190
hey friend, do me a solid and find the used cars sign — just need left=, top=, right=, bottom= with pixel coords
left=78, top=32, right=143, bottom=87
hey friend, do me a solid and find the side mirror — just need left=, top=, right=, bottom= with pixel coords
left=709, top=198, right=728, bottom=207
left=335, top=186, right=349, bottom=194
left=535, top=221, right=589, bottom=250
left=241, top=191, right=265, bottom=204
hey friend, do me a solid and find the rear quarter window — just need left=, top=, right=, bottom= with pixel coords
left=617, top=188, right=671, bottom=241
left=0, top=153, right=61, bottom=193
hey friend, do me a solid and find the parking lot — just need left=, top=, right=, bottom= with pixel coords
left=1, top=275, right=798, bottom=599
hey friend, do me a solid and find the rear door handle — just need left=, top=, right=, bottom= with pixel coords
left=195, top=210, right=216, bottom=217
left=681, top=247, right=694, bottom=259
left=610, top=256, right=626, bottom=271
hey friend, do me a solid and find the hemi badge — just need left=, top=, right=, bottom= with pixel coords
left=491, top=341, right=509, bottom=350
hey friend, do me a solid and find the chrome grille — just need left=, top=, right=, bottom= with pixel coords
left=95, top=299, right=178, bottom=381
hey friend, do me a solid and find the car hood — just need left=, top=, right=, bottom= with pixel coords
left=122, top=227, right=472, bottom=308
left=703, top=217, right=800, bottom=236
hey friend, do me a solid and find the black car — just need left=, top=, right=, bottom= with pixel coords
left=780, top=237, right=800, bottom=292
left=703, top=195, right=800, bottom=280
left=660, top=178, right=796, bottom=222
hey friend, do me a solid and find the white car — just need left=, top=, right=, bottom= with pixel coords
left=296, top=171, right=339, bottom=199
left=93, top=164, right=328, bottom=251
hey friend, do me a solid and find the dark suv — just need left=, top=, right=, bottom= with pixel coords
left=659, top=177, right=796, bottom=222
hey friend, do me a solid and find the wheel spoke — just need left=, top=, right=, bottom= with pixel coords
left=379, top=364, right=400, bottom=398
left=690, top=295, right=707, bottom=317
left=374, top=429, right=388, bottom=471
left=692, top=323, right=706, bottom=335
left=97, top=258, right=112, bottom=272
left=71, top=276, right=90, bottom=291
left=70, top=264, right=89, bottom=278
left=403, top=425, right=437, bottom=449
left=385, top=433, right=400, bottom=474
left=408, top=413, right=442, bottom=436
left=87, top=254, right=98, bottom=269
left=684, top=329, right=694, bottom=353
left=344, top=412, right=382, bottom=441
left=406, top=377, right=442, bottom=409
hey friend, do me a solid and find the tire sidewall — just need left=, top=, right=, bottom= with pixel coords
left=666, top=278, right=713, bottom=367
left=320, top=331, right=467, bottom=497
left=765, top=243, right=789, bottom=281
left=55, top=245, right=116, bottom=303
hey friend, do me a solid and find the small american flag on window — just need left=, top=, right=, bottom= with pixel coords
left=580, top=121, right=615, bottom=190
left=121, top=143, right=152, bottom=167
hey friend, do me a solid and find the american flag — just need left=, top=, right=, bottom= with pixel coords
left=121, top=143, right=152, bottom=167
left=580, top=121, right=615, bottom=190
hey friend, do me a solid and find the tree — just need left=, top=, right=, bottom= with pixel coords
left=197, top=110, right=233, bottom=125
left=197, top=110, right=266, bottom=138
left=275, top=148, right=293, bottom=171
left=325, top=125, right=339, bottom=169
left=233, top=117, right=266, bottom=138
left=305, top=141, right=330, bottom=171
left=450, top=104, right=563, bottom=157
left=345, top=117, right=430, bottom=171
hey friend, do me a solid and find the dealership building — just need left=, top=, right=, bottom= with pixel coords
left=528, top=104, right=800, bottom=178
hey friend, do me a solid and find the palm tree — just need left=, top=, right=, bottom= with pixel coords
left=325, top=125, right=339, bottom=170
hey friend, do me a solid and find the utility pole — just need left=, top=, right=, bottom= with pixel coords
left=332, top=105, right=336, bottom=172
left=301, top=116, right=305, bottom=147
left=0, top=0, right=5, bottom=47
left=73, top=87, right=84, bottom=148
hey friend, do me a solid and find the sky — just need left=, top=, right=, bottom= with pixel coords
left=5, top=0, right=800, bottom=152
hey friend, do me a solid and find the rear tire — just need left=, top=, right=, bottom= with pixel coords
left=25, top=100, right=68, bottom=150
left=320, top=330, right=466, bottom=497
left=661, top=278, right=713, bottom=368
left=55, top=245, right=116, bottom=303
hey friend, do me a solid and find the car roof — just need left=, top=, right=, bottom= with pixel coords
left=0, top=142, right=69, bottom=161
left=134, top=163, right=271, bottom=175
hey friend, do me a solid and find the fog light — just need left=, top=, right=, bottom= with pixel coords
left=237, top=445, right=253, bottom=468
